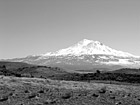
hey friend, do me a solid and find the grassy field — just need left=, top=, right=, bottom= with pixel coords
left=0, top=76, right=140, bottom=105
left=1, top=62, right=140, bottom=105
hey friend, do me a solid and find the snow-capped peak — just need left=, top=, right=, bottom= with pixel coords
left=77, top=39, right=102, bottom=46
left=78, top=39, right=94, bottom=46
left=43, top=39, right=139, bottom=58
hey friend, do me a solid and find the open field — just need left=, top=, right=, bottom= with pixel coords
left=1, top=62, right=140, bottom=104
left=0, top=76, right=140, bottom=105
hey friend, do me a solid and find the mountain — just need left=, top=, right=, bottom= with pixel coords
left=4, top=39, right=140, bottom=71
left=43, top=39, right=137, bottom=57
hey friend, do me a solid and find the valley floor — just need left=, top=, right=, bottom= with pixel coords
left=0, top=76, right=140, bottom=105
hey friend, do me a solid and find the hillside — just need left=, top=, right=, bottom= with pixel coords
left=0, top=61, right=33, bottom=69
left=111, top=68, right=140, bottom=74
left=0, top=62, right=67, bottom=79
left=1, top=62, right=140, bottom=84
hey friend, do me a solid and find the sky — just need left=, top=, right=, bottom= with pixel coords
left=0, top=0, right=140, bottom=59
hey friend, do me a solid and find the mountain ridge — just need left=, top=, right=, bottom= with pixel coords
left=2, top=39, right=140, bottom=71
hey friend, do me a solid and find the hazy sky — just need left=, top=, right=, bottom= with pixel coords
left=0, top=0, right=140, bottom=59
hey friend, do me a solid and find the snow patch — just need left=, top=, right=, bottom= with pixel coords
left=99, top=56, right=109, bottom=59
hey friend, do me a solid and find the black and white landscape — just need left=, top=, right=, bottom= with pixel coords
left=1, top=0, right=140, bottom=105
left=1, top=39, right=140, bottom=105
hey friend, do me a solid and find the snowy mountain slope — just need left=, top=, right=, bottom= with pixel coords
left=4, top=39, right=140, bottom=70
left=42, top=39, right=138, bottom=57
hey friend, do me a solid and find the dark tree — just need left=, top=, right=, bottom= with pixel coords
left=2, top=65, right=6, bottom=70
left=96, top=70, right=101, bottom=74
